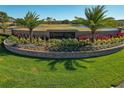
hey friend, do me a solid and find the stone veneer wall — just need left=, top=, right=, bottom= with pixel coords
left=4, top=39, right=124, bottom=59
left=12, top=29, right=120, bottom=38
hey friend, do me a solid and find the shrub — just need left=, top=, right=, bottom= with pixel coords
left=48, top=38, right=91, bottom=52
left=0, top=36, right=6, bottom=44
left=8, top=35, right=20, bottom=44
left=0, top=34, right=9, bottom=44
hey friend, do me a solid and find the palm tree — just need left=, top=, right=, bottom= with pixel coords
left=53, top=18, right=56, bottom=24
left=0, top=11, right=8, bottom=22
left=82, top=5, right=114, bottom=43
left=0, top=23, right=9, bottom=33
left=17, top=11, right=41, bottom=42
left=0, top=11, right=9, bottom=33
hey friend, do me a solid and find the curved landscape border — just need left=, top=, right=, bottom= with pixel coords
left=4, top=39, right=124, bottom=59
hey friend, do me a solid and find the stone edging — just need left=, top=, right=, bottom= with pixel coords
left=4, top=39, right=124, bottom=59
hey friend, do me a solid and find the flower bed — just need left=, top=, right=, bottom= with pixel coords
left=6, top=32, right=124, bottom=52
left=4, top=34, right=124, bottom=58
left=4, top=39, right=124, bottom=59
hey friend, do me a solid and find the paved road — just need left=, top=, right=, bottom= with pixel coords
left=116, top=81, right=124, bottom=88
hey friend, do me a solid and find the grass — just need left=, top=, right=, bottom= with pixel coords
left=0, top=35, right=124, bottom=88
left=15, top=24, right=116, bottom=32
left=16, top=24, right=91, bottom=31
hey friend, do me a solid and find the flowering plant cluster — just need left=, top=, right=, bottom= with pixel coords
left=12, top=32, right=28, bottom=38
left=78, top=32, right=124, bottom=41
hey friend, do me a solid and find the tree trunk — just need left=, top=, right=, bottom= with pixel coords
left=3, top=29, right=6, bottom=33
left=29, top=29, right=33, bottom=43
left=91, top=30, right=96, bottom=43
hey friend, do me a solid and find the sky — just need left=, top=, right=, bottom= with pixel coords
left=0, top=5, right=124, bottom=20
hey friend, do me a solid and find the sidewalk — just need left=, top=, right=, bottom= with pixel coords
left=116, top=81, right=124, bottom=88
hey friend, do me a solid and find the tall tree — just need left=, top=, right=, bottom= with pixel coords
left=62, top=19, right=70, bottom=24
left=46, top=17, right=53, bottom=24
left=53, top=18, right=56, bottom=24
left=0, top=11, right=8, bottom=22
left=17, top=11, right=41, bottom=42
left=0, top=11, right=9, bottom=33
left=82, top=5, right=114, bottom=43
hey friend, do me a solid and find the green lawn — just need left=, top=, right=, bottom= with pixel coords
left=16, top=24, right=91, bottom=31
left=15, top=24, right=116, bottom=32
left=0, top=35, right=124, bottom=88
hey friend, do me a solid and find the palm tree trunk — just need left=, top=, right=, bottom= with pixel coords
left=3, top=29, right=6, bottom=33
left=91, top=30, right=96, bottom=43
left=29, top=29, right=33, bottom=43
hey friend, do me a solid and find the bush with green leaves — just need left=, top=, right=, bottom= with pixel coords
left=0, top=35, right=6, bottom=44
left=48, top=39, right=91, bottom=52
left=8, top=35, right=20, bottom=44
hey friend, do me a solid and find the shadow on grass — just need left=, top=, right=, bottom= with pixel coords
left=47, top=59, right=94, bottom=71
left=0, top=35, right=95, bottom=71
left=0, top=45, right=12, bottom=56
left=0, top=43, right=95, bottom=71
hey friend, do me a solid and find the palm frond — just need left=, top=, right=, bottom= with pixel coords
left=83, top=5, right=116, bottom=30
